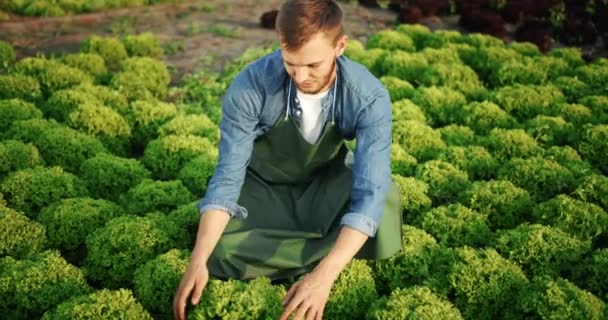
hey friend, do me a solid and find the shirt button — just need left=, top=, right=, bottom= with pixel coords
left=296, top=110, right=301, bottom=115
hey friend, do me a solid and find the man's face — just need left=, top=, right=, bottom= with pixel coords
left=281, top=32, right=347, bottom=94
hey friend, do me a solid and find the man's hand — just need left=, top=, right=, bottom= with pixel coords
left=280, top=270, right=335, bottom=320
left=173, top=259, right=209, bottom=320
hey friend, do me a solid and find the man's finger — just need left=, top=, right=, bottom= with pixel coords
left=280, top=290, right=304, bottom=320
left=174, top=281, right=193, bottom=320
left=191, top=278, right=207, bottom=305
left=315, top=304, right=325, bottom=320
left=305, top=305, right=317, bottom=320
left=293, top=302, right=312, bottom=320
left=282, top=281, right=300, bottom=306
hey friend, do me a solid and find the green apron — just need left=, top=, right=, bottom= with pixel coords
left=207, top=108, right=403, bottom=281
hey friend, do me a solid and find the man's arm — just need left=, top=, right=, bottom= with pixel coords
left=196, top=68, right=262, bottom=220
left=318, top=87, right=393, bottom=274
left=339, top=87, right=393, bottom=238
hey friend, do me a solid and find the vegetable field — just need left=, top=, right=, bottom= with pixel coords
left=1, top=23, right=608, bottom=319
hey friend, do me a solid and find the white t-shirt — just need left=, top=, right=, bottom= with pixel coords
left=296, top=88, right=329, bottom=144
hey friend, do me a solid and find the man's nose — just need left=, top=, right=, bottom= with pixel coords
left=293, top=67, right=309, bottom=83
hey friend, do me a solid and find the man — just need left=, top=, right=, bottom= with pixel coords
left=173, top=1, right=402, bottom=319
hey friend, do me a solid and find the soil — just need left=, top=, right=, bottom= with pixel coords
left=0, top=0, right=397, bottom=84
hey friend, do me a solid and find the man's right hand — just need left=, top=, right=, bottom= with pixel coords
left=173, top=259, right=209, bottom=320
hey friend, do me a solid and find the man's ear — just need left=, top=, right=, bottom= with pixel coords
left=336, top=35, right=348, bottom=57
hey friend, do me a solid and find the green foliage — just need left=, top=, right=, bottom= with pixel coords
left=0, top=40, right=15, bottom=69
left=0, top=250, right=90, bottom=319
left=0, top=139, right=42, bottom=176
left=43, top=88, right=100, bottom=121
left=0, top=98, right=43, bottom=133
left=493, top=224, right=590, bottom=278
left=525, top=115, right=576, bottom=146
left=158, top=113, right=220, bottom=143
left=553, top=76, right=589, bottom=102
left=574, top=249, right=608, bottom=301
left=415, top=160, right=470, bottom=205
left=168, top=201, right=199, bottom=247
left=380, top=51, right=428, bottom=83
left=489, top=57, right=548, bottom=87
left=391, top=144, right=417, bottom=177
left=548, top=47, right=585, bottom=68
left=393, top=176, right=431, bottom=225
left=74, top=82, right=129, bottom=114
left=507, top=42, right=541, bottom=57
left=371, top=225, right=438, bottom=293
left=0, top=74, right=42, bottom=101
left=419, top=47, right=461, bottom=64
left=497, top=157, right=575, bottom=201
left=37, top=197, right=123, bottom=253
left=579, top=95, right=608, bottom=124
left=578, top=124, right=608, bottom=174
left=366, top=30, right=415, bottom=52
left=421, top=204, right=491, bottom=247
left=79, top=153, right=150, bottom=201
left=393, top=120, right=446, bottom=161
left=420, top=63, right=483, bottom=97
left=13, top=57, right=92, bottom=97
left=448, top=247, right=528, bottom=320
left=544, top=145, right=596, bottom=180
left=437, top=145, right=498, bottom=181
left=490, top=84, right=565, bottom=121
left=3, top=118, right=61, bottom=142
left=122, top=32, right=163, bottom=58
left=325, top=259, right=378, bottom=319
left=533, top=195, right=608, bottom=242
left=366, top=286, right=463, bottom=320
left=411, top=86, right=467, bottom=126
left=0, top=166, right=88, bottom=219
left=142, top=134, right=217, bottom=180
left=556, top=103, right=594, bottom=126
left=134, top=249, right=188, bottom=319
left=459, top=46, right=518, bottom=82
left=0, top=205, right=46, bottom=259
left=188, top=277, right=285, bottom=320
left=178, top=70, right=225, bottom=124
left=42, top=288, right=153, bottom=320
left=460, top=180, right=533, bottom=230
left=437, top=125, right=475, bottom=146
left=178, top=155, right=217, bottom=197
left=574, top=64, right=608, bottom=96
left=395, top=24, right=433, bottom=50
left=66, top=101, right=131, bottom=154
left=392, top=99, right=427, bottom=123
left=420, top=30, right=463, bottom=49
left=573, top=174, right=608, bottom=210
left=124, top=99, right=178, bottom=149
left=459, top=100, right=516, bottom=134
left=485, top=128, right=543, bottom=160
left=60, top=53, right=108, bottom=81
left=81, top=35, right=128, bottom=70
left=119, top=179, right=194, bottom=215
left=521, top=276, right=605, bottom=320
left=460, top=33, right=504, bottom=47
left=111, top=56, right=170, bottom=101
left=34, top=126, right=107, bottom=173
left=84, top=213, right=184, bottom=288
left=380, top=76, right=415, bottom=101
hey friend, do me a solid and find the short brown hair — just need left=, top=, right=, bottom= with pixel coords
left=276, top=0, right=344, bottom=51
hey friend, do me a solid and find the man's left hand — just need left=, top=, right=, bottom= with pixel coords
left=279, top=270, right=335, bottom=320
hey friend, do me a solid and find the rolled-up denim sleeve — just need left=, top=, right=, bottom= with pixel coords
left=197, top=69, right=261, bottom=219
left=340, top=88, right=392, bottom=237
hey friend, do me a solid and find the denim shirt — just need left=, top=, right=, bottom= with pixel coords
left=197, top=49, right=393, bottom=238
